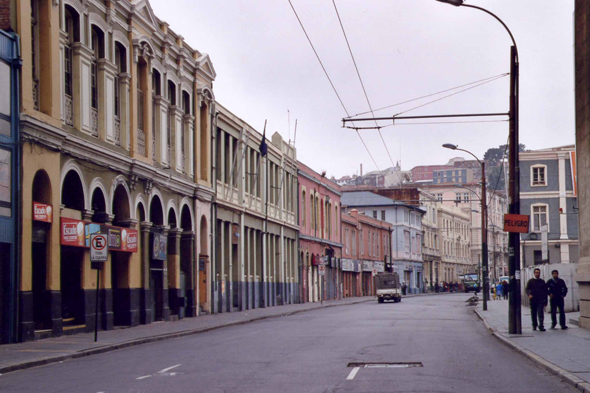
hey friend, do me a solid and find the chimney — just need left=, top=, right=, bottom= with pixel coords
left=360, top=164, right=363, bottom=177
left=350, top=209, right=359, bottom=219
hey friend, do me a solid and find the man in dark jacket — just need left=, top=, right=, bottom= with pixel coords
left=547, top=270, right=568, bottom=330
left=526, top=268, right=548, bottom=331
left=502, top=281, right=509, bottom=300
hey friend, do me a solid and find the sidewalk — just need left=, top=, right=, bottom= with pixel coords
left=0, top=292, right=439, bottom=375
left=474, top=299, right=590, bottom=392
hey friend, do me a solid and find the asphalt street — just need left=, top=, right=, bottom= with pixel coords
left=0, top=293, right=575, bottom=393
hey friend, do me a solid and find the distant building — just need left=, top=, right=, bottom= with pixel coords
left=432, top=167, right=474, bottom=185
left=438, top=205, right=472, bottom=283
left=451, top=158, right=484, bottom=180
left=341, top=191, right=425, bottom=293
left=411, top=165, right=453, bottom=184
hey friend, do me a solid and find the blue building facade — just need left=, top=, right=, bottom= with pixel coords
left=0, top=30, right=21, bottom=344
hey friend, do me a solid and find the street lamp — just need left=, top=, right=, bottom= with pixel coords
left=443, top=144, right=488, bottom=311
left=437, top=0, right=521, bottom=335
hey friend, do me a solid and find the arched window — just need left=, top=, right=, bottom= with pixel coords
left=90, top=26, right=104, bottom=137
left=181, top=91, right=190, bottom=173
left=152, top=70, right=161, bottom=161
left=63, top=6, right=79, bottom=127
left=301, top=190, right=306, bottom=228
left=114, top=42, right=126, bottom=146
left=166, top=81, right=176, bottom=164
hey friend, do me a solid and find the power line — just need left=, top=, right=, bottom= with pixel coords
left=331, top=0, right=396, bottom=169
left=344, top=119, right=507, bottom=131
left=287, top=0, right=388, bottom=185
left=348, top=73, right=509, bottom=118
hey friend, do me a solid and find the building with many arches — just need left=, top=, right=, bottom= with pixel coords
left=16, top=0, right=215, bottom=341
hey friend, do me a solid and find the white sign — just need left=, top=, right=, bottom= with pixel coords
left=318, top=265, right=326, bottom=276
left=515, top=270, right=521, bottom=280
left=372, top=269, right=378, bottom=277
left=90, top=234, right=108, bottom=262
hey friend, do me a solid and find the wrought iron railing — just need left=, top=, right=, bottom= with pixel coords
left=64, top=94, right=73, bottom=126
left=114, top=116, right=121, bottom=146
left=137, top=89, right=146, bottom=156
left=91, top=107, right=98, bottom=137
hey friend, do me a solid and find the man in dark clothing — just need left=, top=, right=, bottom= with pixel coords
left=502, top=281, right=509, bottom=300
left=526, top=268, right=548, bottom=331
left=547, top=270, right=568, bottom=330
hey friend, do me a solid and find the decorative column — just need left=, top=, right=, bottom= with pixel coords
left=139, top=221, right=152, bottom=324
left=181, top=231, right=196, bottom=317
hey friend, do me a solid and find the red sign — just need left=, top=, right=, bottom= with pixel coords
left=61, top=218, right=87, bottom=247
left=503, top=214, right=530, bottom=233
left=60, top=218, right=138, bottom=252
left=33, top=202, right=53, bottom=223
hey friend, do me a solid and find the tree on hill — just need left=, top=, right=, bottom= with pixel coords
left=484, top=143, right=526, bottom=191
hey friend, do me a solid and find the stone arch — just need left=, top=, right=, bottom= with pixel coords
left=136, top=200, right=146, bottom=223
left=180, top=205, right=191, bottom=232
left=167, top=206, right=177, bottom=229
left=134, top=194, right=147, bottom=221
left=61, top=169, right=86, bottom=211
left=32, top=170, right=52, bottom=204
left=88, top=177, right=110, bottom=214
left=90, top=185, right=108, bottom=223
left=112, top=183, right=131, bottom=225
left=149, top=195, right=164, bottom=226
left=199, top=215, right=208, bottom=255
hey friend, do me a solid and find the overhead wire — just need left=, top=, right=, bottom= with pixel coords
left=348, top=73, right=509, bottom=118
left=287, top=0, right=388, bottom=184
left=331, top=0, right=396, bottom=169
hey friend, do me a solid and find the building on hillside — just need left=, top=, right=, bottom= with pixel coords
left=15, top=0, right=216, bottom=342
left=432, top=167, right=474, bottom=185
left=410, top=165, right=453, bottom=184
left=519, top=145, right=578, bottom=265
left=298, top=162, right=342, bottom=303
left=341, top=191, right=425, bottom=293
left=451, top=158, right=484, bottom=180
left=340, top=209, right=392, bottom=297
left=438, top=205, right=472, bottom=284
left=419, top=183, right=508, bottom=281
left=0, top=26, right=21, bottom=344
left=213, top=107, right=298, bottom=313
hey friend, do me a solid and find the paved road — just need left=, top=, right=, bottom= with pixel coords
left=0, top=294, right=575, bottom=393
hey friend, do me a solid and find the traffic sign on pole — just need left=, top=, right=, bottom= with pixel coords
left=90, top=234, right=108, bottom=262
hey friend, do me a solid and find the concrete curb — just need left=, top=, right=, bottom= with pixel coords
left=474, top=309, right=590, bottom=393
left=0, top=298, right=373, bottom=375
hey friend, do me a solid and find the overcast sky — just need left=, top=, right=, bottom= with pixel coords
left=150, top=0, right=575, bottom=179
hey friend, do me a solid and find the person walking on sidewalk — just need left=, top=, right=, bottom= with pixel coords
left=502, top=280, right=509, bottom=300
left=495, top=282, right=503, bottom=300
left=526, top=268, right=548, bottom=331
left=547, top=270, right=568, bottom=330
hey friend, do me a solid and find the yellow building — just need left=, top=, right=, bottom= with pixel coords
left=17, top=0, right=214, bottom=341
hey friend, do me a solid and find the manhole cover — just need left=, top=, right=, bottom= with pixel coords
left=347, top=362, right=423, bottom=368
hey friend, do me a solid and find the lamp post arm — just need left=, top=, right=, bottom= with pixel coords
left=455, top=147, right=482, bottom=166
left=461, top=4, right=519, bottom=60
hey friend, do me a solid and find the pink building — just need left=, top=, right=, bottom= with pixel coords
left=341, top=210, right=393, bottom=297
left=298, top=162, right=342, bottom=303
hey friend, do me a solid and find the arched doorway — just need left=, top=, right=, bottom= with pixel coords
left=149, top=195, right=166, bottom=321
left=31, top=170, right=52, bottom=331
left=178, top=205, right=193, bottom=317
left=60, top=170, right=85, bottom=329
left=199, top=216, right=208, bottom=312
left=111, top=184, right=132, bottom=326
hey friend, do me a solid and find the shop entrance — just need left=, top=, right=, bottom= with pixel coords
left=198, top=216, right=208, bottom=310
left=60, top=247, right=84, bottom=326
left=150, top=267, right=164, bottom=321
left=32, top=224, right=47, bottom=330
left=111, top=251, right=130, bottom=326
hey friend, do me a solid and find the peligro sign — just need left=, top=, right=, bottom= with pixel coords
left=503, top=214, right=530, bottom=234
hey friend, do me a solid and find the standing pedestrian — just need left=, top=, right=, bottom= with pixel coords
left=402, top=282, right=407, bottom=296
left=526, top=268, right=548, bottom=331
left=547, top=270, right=568, bottom=330
left=435, top=282, right=439, bottom=293
left=495, top=282, right=503, bottom=300
left=502, top=280, right=509, bottom=300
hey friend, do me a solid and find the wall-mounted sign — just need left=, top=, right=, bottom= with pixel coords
left=199, top=256, right=207, bottom=271
left=362, top=261, right=374, bottom=272
left=503, top=214, right=530, bottom=233
left=341, top=259, right=355, bottom=272
left=33, top=202, right=52, bottom=223
left=61, top=218, right=87, bottom=248
left=152, top=233, right=168, bottom=260
left=318, top=265, right=326, bottom=276
left=373, top=261, right=385, bottom=273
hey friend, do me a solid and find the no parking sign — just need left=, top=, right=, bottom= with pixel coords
left=90, top=234, right=108, bottom=262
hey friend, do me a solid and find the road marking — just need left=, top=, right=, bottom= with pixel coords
left=136, top=375, right=151, bottom=380
left=158, top=364, right=181, bottom=374
left=347, top=367, right=360, bottom=380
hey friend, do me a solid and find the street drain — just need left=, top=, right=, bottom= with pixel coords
left=347, top=362, right=423, bottom=368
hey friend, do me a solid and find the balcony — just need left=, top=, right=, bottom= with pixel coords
left=114, top=116, right=121, bottom=146
left=91, top=107, right=98, bottom=137
left=137, top=89, right=146, bottom=156
left=64, top=94, right=73, bottom=126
